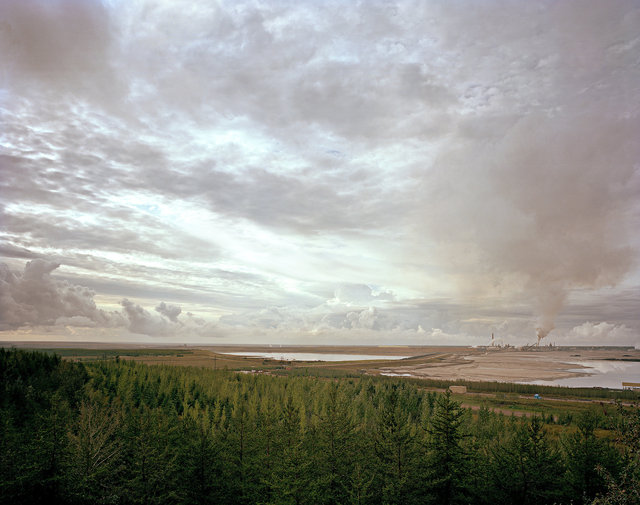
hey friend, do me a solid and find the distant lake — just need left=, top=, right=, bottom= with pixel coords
left=521, top=360, right=640, bottom=389
left=223, top=352, right=411, bottom=362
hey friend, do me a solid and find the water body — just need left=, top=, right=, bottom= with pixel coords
left=223, top=351, right=411, bottom=362
left=521, top=360, right=640, bottom=389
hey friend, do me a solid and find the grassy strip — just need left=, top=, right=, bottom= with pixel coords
left=402, top=376, right=640, bottom=400
left=271, top=367, right=362, bottom=378
left=37, top=348, right=194, bottom=358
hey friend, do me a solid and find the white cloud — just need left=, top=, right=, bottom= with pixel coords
left=331, top=284, right=394, bottom=306
left=121, top=298, right=177, bottom=336
left=0, top=260, right=220, bottom=338
left=563, top=321, right=638, bottom=347
left=155, top=301, right=182, bottom=322
left=0, top=259, right=122, bottom=330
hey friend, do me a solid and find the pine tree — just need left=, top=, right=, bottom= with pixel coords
left=226, top=388, right=261, bottom=504
left=252, top=391, right=280, bottom=504
left=374, top=384, right=418, bottom=505
left=424, top=390, right=468, bottom=505
left=311, top=382, right=357, bottom=504
left=124, top=406, right=181, bottom=505
left=489, top=416, right=563, bottom=505
left=563, top=411, right=621, bottom=504
left=592, top=404, right=640, bottom=505
left=179, top=409, right=225, bottom=505
left=65, top=393, right=125, bottom=503
left=267, top=393, right=310, bottom=505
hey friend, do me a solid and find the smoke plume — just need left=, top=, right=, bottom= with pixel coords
left=421, top=112, right=639, bottom=341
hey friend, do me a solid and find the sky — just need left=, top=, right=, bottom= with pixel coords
left=1, top=0, right=639, bottom=347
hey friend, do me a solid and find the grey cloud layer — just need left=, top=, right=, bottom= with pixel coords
left=0, top=260, right=122, bottom=330
left=0, top=0, right=113, bottom=87
left=1, top=0, right=639, bottom=344
left=1, top=259, right=637, bottom=345
left=1, top=0, right=445, bottom=236
left=0, top=260, right=216, bottom=337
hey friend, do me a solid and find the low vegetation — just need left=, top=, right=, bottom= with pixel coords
left=1, top=348, right=638, bottom=504
left=37, top=348, right=195, bottom=361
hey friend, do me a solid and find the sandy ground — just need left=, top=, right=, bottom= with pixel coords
left=377, top=348, right=640, bottom=382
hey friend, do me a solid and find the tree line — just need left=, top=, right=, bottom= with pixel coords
left=1, top=348, right=638, bottom=504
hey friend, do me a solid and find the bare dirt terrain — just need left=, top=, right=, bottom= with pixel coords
left=3, top=341, right=637, bottom=385
left=376, top=348, right=640, bottom=383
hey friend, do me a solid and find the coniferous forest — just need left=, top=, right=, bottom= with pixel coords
left=1, top=348, right=639, bottom=505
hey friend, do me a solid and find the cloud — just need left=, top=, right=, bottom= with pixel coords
left=2, top=260, right=637, bottom=346
left=0, top=195, right=219, bottom=263
left=54, top=315, right=98, bottom=328
left=419, top=110, right=639, bottom=341
left=414, top=0, right=640, bottom=341
left=109, top=1, right=453, bottom=139
left=1, top=1, right=639, bottom=345
left=219, top=285, right=404, bottom=334
left=0, top=260, right=219, bottom=338
left=0, top=242, right=43, bottom=260
left=0, top=259, right=121, bottom=330
left=155, top=301, right=182, bottom=323
left=0, top=0, right=118, bottom=101
left=564, top=321, right=638, bottom=347
left=332, top=284, right=394, bottom=306
left=120, top=298, right=178, bottom=337
left=345, top=307, right=380, bottom=330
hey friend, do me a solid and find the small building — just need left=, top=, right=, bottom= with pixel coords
left=622, top=382, right=640, bottom=390
left=449, top=385, right=467, bottom=394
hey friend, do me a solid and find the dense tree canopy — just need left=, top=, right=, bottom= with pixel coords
left=1, top=349, right=638, bottom=505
